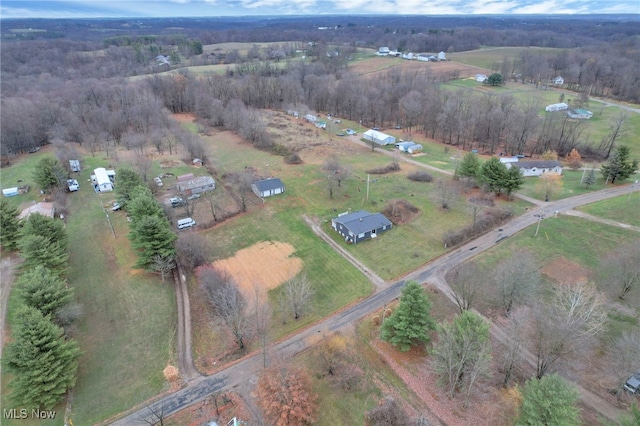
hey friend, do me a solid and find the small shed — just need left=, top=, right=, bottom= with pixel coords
left=508, top=160, right=563, bottom=177
left=438, top=51, right=446, bottom=61
left=363, top=129, right=396, bottom=146
left=407, top=144, right=423, bottom=154
left=499, top=157, right=519, bottom=164
left=331, top=210, right=392, bottom=244
left=2, top=187, right=19, bottom=197
left=69, top=160, right=81, bottom=172
left=475, top=74, right=488, bottom=82
left=252, top=178, right=285, bottom=198
left=177, top=175, right=215, bottom=196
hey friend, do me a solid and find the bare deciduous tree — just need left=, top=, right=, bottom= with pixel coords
left=449, top=261, right=482, bottom=313
left=175, top=232, right=211, bottom=272
left=365, top=396, right=407, bottom=426
left=198, top=266, right=249, bottom=350
left=151, top=254, right=176, bottom=283
left=283, top=273, right=314, bottom=320
left=532, top=281, right=606, bottom=378
left=499, top=307, right=527, bottom=387
left=600, top=241, right=640, bottom=300
left=493, top=249, right=540, bottom=316
left=606, top=331, right=640, bottom=395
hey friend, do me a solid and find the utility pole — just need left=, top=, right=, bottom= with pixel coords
left=366, top=174, right=370, bottom=202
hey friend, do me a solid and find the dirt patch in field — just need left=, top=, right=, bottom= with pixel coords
left=541, top=257, right=591, bottom=283
left=381, top=199, right=421, bottom=225
left=172, top=113, right=197, bottom=123
left=212, top=241, right=303, bottom=301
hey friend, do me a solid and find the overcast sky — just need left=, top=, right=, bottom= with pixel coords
left=2, top=0, right=638, bottom=18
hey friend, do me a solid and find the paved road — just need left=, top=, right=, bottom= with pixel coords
left=110, top=183, right=638, bottom=425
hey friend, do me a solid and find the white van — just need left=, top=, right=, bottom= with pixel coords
left=177, top=218, right=196, bottom=229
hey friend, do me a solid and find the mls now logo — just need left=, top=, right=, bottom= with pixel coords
left=3, top=408, right=56, bottom=419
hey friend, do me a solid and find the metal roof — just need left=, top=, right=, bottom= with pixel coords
left=512, top=160, right=562, bottom=169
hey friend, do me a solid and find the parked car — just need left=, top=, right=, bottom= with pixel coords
left=169, top=197, right=184, bottom=207
left=623, top=373, right=640, bottom=394
left=372, top=127, right=380, bottom=131
left=336, top=132, right=345, bottom=137
left=67, top=179, right=79, bottom=192
left=187, top=193, right=200, bottom=200
left=345, top=128, right=357, bottom=135
left=111, top=201, right=122, bottom=211
left=177, top=217, right=196, bottom=229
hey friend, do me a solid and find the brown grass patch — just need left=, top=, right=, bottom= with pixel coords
left=381, top=199, right=421, bottom=225
left=541, top=257, right=591, bottom=283
left=212, top=241, right=303, bottom=301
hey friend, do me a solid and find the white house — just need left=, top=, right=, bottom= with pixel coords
left=377, top=47, right=390, bottom=56
left=363, top=129, right=396, bottom=146
left=545, top=103, right=569, bottom=112
left=304, top=114, right=317, bottom=123
left=251, top=178, right=285, bottom=198
left=476, top=74, right=488, bottom=82
left=437, top=51, right=446, bottom=61
left=177, top=175, right=215, bottom=196
left=92, top=167, right=114, bottom=192
left=567, top=109, right=593, bottom=119
left=552, top=76, right=564, bottom=85
left=69, top=159, right=81, bottom=172
left=416, top=54, right=430, bottom=62
left=402, top=52, right=415, bottom=60
left=395, top=141, right=415, bottom=152
left=507, top=160, right=563, bottom=177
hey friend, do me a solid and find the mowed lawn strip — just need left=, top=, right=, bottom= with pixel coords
left=64, top=162, right=176, bottom=424
left=577, top=193, right=640, bottom=227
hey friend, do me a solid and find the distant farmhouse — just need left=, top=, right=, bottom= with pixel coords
left=545, top=102, right=569, bottom=112
left=332, top=210, right=392, bottom=244
left=567, top=108, right=593, bottom=119
left=506, top=160, right=563, bottom=177
left=476, top=74, right=488, bottom=82
left=377, top=47, right=390, bottom=56
left=252, top=178, right=285, bottom=198
left=363, top=129, right=396, bottom=146
left=552, top=76, right=564, bottom=86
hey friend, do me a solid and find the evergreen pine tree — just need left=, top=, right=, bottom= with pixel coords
left=479, top=157, right=508, bottom=195
left=15, top=265, right=74, bottom=317
left=3, top=306, right=80, bottom=409
left=503, top=165, right=525, bottom=197
left=18, top=234, right=69, bottom=277
left=32, top=157, right=67, bottom=192
left=381, top=281, right=435, bottom=351
left=129, top=215, right=177, bottom=270
left=517, top=373, right=580, bottom=426
left=601, top=146, right=638, bottom=184
left=0, top=199, right=21, bottom=251
left=584, top=168, right=596, bottom=189
left=127, top=186, right=164, bottom=222
left=116, top=167, right=145, bottom=206
left=21, top=213, right=68, bottom=251
left=457, top=152, right=481, bottom=180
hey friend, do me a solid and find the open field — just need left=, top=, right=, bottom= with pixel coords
left=451, top=46, right=567, bottom=71
left=577, top=193, right=640, bottom=227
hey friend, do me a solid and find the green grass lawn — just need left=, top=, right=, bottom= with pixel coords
left=468, top=215, right=640, bottom=336
left=577, top=193, right=640, bottom=227
left=517, top=169, right=609, bottom=201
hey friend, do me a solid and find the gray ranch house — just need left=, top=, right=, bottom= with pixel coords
left=252, top=178, right=285, bottom=198
left=332, top=210, right=392, bottom=244
left=176, top=175, right=216, bottom=196
left=508, top=160, right=563, bottom=177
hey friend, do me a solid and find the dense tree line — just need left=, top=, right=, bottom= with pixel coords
left=1, top=211, right=81, bottom=409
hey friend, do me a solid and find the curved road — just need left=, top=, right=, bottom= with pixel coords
left=110, top=183, right=638, bottom=425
